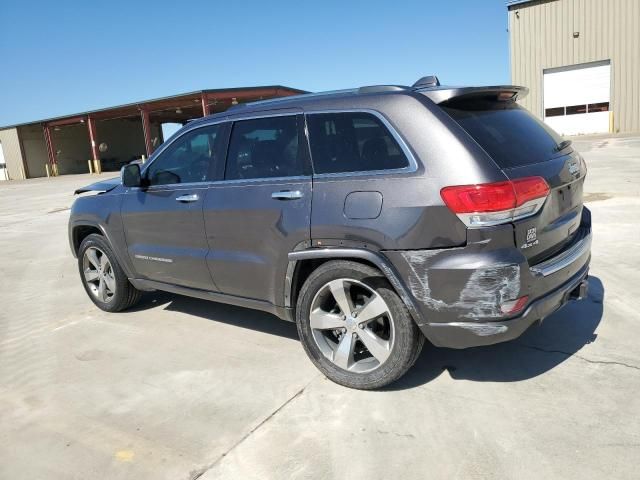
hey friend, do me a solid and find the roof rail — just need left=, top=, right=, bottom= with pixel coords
left=357, top=85, right=409, bottom=94
left=229, top=88, right=357, bottom=110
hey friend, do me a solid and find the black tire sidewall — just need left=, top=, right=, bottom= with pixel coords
left=77, top=234, right=135, bottom=312
left=296, top=261, right=422, bottom=390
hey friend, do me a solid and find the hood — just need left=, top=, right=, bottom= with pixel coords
left=74, top=177, right=120, bottom=195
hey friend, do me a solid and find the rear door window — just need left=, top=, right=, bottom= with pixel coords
left=441, top=101, right=565, bottom=169
left=225, top=115, right=303, bottom=180
left=306, top=112, right=409, bottom=174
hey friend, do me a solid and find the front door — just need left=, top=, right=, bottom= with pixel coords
left=121, top=122, right=227, bottom=290
left=203, top=113, right=311, bottom=305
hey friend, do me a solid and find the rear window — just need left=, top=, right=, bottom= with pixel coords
left=442, top=101, right=564, bottom=169
left=306, top=112, right=409, bottom=174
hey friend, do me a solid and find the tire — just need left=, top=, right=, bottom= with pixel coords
left=77, top=233, right=142, bottom=312
left=296, top=260, right=424, bottom=390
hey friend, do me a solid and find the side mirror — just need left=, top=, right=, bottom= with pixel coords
left=121, top=163, right=142, bottom=188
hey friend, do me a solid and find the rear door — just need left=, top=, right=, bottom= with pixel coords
left=203, top=112, right=312, bottom=305
left=441, top=100, right=587, bottom=263
left=121, top=122, right=227, bottom=290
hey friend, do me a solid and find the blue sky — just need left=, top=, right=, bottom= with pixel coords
left=0, top=0, right=510, bottom=127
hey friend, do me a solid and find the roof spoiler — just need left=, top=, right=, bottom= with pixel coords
left=419, top=85, right=529, bottom=104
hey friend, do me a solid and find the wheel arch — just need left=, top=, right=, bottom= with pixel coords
left=71, top=223, right=103, bottom=256
left=69, top=219, right=136, bottom=279
left=286, top=248, right=425, bottom=325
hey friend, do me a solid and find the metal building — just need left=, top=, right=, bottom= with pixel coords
left=0, top=86, right=304, bottom=180
left=508, top=0, right=640, bottom=135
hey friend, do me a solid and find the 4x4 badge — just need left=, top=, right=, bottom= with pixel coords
left=521, top=227, right=539, bottom=249
left=568, top=161, right=580, bottom=177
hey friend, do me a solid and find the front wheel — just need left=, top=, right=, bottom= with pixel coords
left=296, top=260, right=424, bottom=389
left=78, top=234, right=142, bottom=312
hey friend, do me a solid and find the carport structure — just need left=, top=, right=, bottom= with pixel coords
left=0, top=86, right=305, bottom=179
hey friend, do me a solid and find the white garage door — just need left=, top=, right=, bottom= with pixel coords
left=543, top=61, right=611, bottom=136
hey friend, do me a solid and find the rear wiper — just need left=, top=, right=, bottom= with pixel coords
left=555, top=139, right=573, bottom=152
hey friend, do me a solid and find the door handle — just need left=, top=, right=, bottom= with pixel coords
left=175, top=193, right=199, bottom=203
left=271, top=190, right=303, bottom=200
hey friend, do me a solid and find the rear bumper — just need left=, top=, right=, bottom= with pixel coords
left=421, top=266, right=589, bottom=349
left=383, top=207, right=592, bottom=349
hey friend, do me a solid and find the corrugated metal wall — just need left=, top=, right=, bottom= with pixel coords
left=509, top=0, right=640, bottom=133
left=0, top=128, right=26, bottom=180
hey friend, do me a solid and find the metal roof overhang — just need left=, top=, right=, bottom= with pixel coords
left=506, top=0, right=543, bottom=9
left=0, top=85, right=307, bottom=130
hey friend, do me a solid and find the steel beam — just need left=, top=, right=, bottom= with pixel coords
left=47, top=116, right=86, bottom=127
left=87, top=116, right=100, bottom=162
left=201, top=93, right=211, bottom=116
left=43, top=124, right=57, bottom=166
left=140, top=108, right=153, bottom=157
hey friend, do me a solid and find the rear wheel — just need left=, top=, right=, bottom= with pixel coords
left=78, top=234, right=141, bottom=312
left=296, top=260, right=424, bottom=389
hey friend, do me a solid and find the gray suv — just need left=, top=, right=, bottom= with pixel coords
left=69, top=76, right=591, bottom=389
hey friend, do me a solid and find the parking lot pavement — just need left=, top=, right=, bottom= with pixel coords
left=0, top=137, right=639, bottom=479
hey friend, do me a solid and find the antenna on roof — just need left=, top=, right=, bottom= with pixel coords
left=412, top=75, right=441, bottom=88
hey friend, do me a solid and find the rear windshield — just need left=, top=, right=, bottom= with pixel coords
left=441, top=100, right=565, bottom=169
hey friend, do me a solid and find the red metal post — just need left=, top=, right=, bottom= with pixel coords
left=201, top=93, right=211, bottom=116
left=140, top=108, right=153, bottom=157
left=43, top=124, right=57, bottom=165
left=87, top=116, right=99, bottom=162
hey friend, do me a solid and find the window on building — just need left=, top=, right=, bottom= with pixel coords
left=566, top=104, right=588, bottom=115
left=225, top=116, right=302, bottom=180
left=306, top=112, right=409, bottom=174
left=146, top=124, right=222, bottom=186
left=588, top=102, right=609, bottom=113
left=545, top=107, right=565, bottom=117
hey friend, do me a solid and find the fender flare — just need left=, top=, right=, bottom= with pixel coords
left=286, top=248, right=425, bottom=325
left=69, top=219, right=136, bottom=279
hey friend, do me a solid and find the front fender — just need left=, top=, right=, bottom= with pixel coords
left=68, top=193, right=135, bottom=278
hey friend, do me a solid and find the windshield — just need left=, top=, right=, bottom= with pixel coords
left=442, top=100, right=566, bottom=169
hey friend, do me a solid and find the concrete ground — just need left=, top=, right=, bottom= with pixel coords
left=1, top=136, right=639, bottom=479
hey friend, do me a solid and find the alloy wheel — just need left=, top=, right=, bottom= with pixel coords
left=82, top=247, right=116, bottom=303
left=309, top=278, right=395, bottom=373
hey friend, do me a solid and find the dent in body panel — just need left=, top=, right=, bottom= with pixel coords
left=401, top=249, right=521, bottom=320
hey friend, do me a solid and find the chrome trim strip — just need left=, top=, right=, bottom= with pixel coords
left=207, top=175, right=311, bottom=186
left=140, top=108, right=419, bottom=185
left=530, top=231, right=591, bottom=277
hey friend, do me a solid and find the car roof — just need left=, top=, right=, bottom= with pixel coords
left=189, top=77, right=528, bottom=125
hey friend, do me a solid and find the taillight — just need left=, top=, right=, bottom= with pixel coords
left=500, top=295, right=529, bottom=315
left=440, top=176, right=549, bottom=227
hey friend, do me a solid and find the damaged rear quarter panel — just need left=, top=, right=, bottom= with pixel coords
left=384, top=225, right=529, bottom=324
